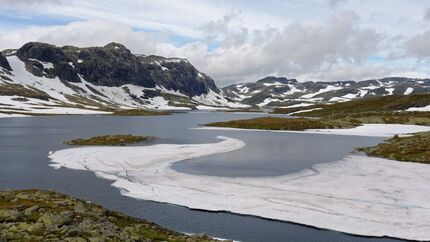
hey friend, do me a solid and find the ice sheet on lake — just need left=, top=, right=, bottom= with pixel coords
left=49, top=136, right=430, bottom=241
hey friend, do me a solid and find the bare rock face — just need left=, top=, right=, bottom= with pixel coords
left=14, top=42, right=219, bottom=96
left=0, top=52, right=12, bottom=71
left=139, top=55, right=219, bottom=96
left=16, top=42, right=81, bottom=83
left=63, top=43, right=155, bottom=88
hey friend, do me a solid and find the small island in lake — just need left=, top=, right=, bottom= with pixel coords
left=64, top=135, right=153, bottom=146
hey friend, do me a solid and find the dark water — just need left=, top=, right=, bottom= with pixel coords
left=0, top=112, right=402, bottom=242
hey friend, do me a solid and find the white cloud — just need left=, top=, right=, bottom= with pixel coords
left=404, top=29, right=430, bottom=59
left=160, top=12, right=385, bottom=85
left=329, top=0, right=347, bottom=9
left=425, top=8, right=430, bottom=21
left=1, top=0, right=429, bottom=84
left=0, top=20, right=165, bottom=54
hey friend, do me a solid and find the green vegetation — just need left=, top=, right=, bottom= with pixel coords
left=269, top=93, right=430, bottom=128
left=273, top=93, right=430, bottom=117
left=217, top=108, right=264, bottom=113
left=64, top=134, right=153, bottom=146
left=206, top=95, right=430, bottom=131
left=357, top=132, right=430, bottom=164
left=162, top=93, right=198, bottom=110
left=0, top=82, right=51, bottom=101
left=205, top=116, right=360, bottom=131
left=112, top=109, right=171, bottom=116
left=0, top=189, right=220, bottom=242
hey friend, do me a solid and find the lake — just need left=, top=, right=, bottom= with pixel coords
left=0, top=112, right=402, bottom=242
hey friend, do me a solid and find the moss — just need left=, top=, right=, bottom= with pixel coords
left=357, top=132, right=430, bottom=164
left=64, top=134, right=153, bottom=146
left=205, top=116, right=360, bottom=131
left=112, top=109, right=171, bottom=116
left=0, top=189, right=221, bottom=242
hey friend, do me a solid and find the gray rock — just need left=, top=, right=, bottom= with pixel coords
left=73, top=202, right=87, bottom=214
left=0, top=210, right=21, bottom=222
left=24, top=205, right=40, bottom=216
left=37, top=213, right=70, bottom=226
left=0, top=52, right=12, bottom=71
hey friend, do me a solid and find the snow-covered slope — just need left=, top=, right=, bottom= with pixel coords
left=223, top=76, right=430, bottom=107
left=0, top=42, right=244, bottom=115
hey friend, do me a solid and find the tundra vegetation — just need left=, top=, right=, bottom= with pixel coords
left=64, top=134, right=153, bottom=146
left=357, top=132, right=430, bottom=164
left=0, top=189, right=221, bottom=242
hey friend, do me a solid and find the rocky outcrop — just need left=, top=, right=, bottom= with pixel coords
left=63, top=43, right=155, bottom=87
left=139, top=55, right=219, bottom=97
left=0, top=189, right=222, bottom=242
left=17, top=42, right=81, bottom=83
left=0, top=52, right=12, bottom=71
left=14, top=42, right=218, bottom=96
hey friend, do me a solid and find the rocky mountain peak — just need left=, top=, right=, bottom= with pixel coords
left=103, top=42, right=128, bottom=51
left=16, top=42, right=68, bottom=63
left=0, top=52, right=12, bottom=71
left=256, top=76, right=297, bottom=84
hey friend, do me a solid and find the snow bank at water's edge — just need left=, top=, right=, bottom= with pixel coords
left=49, top=135, right=430, bottom=241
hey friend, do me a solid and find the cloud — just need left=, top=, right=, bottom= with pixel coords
left=0, top=0, right=63, bottom=6
left=165, top=11, right=384, bottom=84
left=0, top=20, right=165, bottom=54
left=0, top=4, right=428, bottom=85
left=404, top=29, right=430, bottom=59
left=425, top=8, right=430, bottom=21
left=329, top=0, right=347, bottom=9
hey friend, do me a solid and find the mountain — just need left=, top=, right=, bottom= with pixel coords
left=222, top=76, right=430, bottom=107
left=0, top=42, right=243, bottom=115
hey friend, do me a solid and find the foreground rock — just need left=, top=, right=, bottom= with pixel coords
left=0, top=189, right=222, bottom=242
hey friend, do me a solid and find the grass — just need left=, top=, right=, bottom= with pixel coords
left=0, top=83, right=51, bottom=101
left=273, top=93, right=430, bottom=117
left=357, top=132, right=430, bottom=164
left=205, top=116, right=360, bottom=131
left=112, top=109, right=172, bottom=116
left=64, top=134, right=153, bottom=146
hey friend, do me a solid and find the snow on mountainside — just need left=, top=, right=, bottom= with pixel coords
left=0, top=42, right=245, bottom=115
left=222, top=76, right=430, bottom=107
left=1, top=42, right=429, bottom=116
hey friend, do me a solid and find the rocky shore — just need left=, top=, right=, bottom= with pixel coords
left=0, top=189, right=222, bottom=242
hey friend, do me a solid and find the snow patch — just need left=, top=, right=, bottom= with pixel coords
left=49, top=136, right=430, bottom=241
left=406, top=105, right=430, bottom=112
left=404, top=87, right=414, bottom=95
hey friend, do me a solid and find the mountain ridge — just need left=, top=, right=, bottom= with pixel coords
left=0, top=42, right=242, bottom=115
left=222, top=76, right=430, bottom=107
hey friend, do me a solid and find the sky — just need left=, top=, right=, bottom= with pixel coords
left=1, top=0, right=430, bottom=86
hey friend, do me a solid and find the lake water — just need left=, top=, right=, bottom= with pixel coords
left=0, top=112, right=402, bottom=242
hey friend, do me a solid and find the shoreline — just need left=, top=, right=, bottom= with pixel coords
left=49, top=135, right=430, bottom=241
left=195, top=123, right=430, bottom=137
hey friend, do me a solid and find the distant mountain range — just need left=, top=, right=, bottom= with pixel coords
left=222, top=76, right=430, bottom=107
left=1, top=42, right=429, bottom=115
